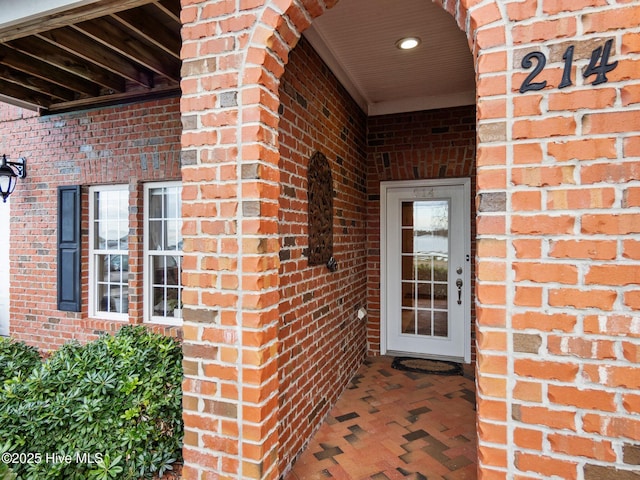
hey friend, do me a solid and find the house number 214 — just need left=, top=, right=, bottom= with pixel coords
left=519, top=39, right=618, bottom=93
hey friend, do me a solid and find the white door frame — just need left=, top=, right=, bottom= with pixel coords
left=380, top=178, right=471, bottom=363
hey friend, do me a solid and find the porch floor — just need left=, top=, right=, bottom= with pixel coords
left=285, top=356, right=477, bottom=480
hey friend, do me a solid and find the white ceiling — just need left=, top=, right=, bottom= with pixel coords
left=304, top=0, right=476, bottom=116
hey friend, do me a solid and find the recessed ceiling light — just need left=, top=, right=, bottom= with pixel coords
left=396, top=37, right=421, bottom=50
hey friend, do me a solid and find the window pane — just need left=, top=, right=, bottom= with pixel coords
left=166, top=188, right=180, bottom=218
left=417, top=309, right=432, bottom=335
left=401, top=282, right=414, bottom=307
left=95, top=253, right=128, bottom=314
left=434, top=311, right=448, bottom=337
left=401, top=309, right=414, bottom=334
left=149, top=188, right=164, bottom=219
left=147, top=184, right=182, bottom=322
left=91, top=187, right=129, bottom=318
left=151, top=255, right=182, bottom=318
left=416, top=256, right=432, bottom=281
left=167, top=219, right=181, bottom=251
left=149, top=219, right=164, bottom=250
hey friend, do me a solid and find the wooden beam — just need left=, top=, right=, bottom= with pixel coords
left=110, top=6, right=180, bottom=60
left=0, top=44, right=99, bottom=96
left=7, top=36, right=125, bottom=92
left=0, top=63, right=75, bottom=101
left=73, top=17, right=180, bottom=81
left=0, top=93, right=41, bottom=112
left=156, top=0, right=180, bottom=24
left=0, top=77, right=53, bottom=108
left=0, top=0, right=158, bottom=42
left=46, top=84, right=180, bottom=113
left=37, top=27, right=153, bottom=88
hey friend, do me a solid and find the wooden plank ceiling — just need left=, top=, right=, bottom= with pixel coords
left=0, top=0, right=181, bottom=113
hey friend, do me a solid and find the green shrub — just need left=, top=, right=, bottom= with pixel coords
left=0, top=459, right=17, bottom=480
left=0, top=338, right=41, bottom=384
left=0, top=326, right=183, bottom=479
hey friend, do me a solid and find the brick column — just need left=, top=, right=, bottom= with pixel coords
left=475, top=2, right=640, bottom=479
left=179, top=1, right=283, bottom=478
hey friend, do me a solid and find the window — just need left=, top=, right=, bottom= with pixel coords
left=145, top=182, right=183, bottom=324
left=89, top=185, right=129, bottom=320
left=88, top=182, right=182, bottom=325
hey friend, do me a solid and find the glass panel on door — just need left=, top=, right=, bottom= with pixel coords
left=400, top=200, right=449, bottom=338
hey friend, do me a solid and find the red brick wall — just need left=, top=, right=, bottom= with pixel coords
left=277, top=37, right=368, bottom=470
left=3, top=97, right=182, bottom=350
left=365, top=107, right=477, bottom=361
left=473, top=3, right=640, bottom=479
left=177, top=0, right=640, bottom=478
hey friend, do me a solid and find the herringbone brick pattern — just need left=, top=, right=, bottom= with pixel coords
left=286, top=356, right=477, bottom=479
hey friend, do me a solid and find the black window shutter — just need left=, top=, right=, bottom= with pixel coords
left=57, top=186, right=81, bottom=312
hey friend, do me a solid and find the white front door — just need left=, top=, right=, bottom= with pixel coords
left=0, top=198, right=9, bottom=337
left=381, top=179, right=471, bottom=362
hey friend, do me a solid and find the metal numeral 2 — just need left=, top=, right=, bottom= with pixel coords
left=519, top=39, right=618, bottom=94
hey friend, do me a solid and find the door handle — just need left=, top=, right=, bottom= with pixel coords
left=456, top=278, right=463, bottom=305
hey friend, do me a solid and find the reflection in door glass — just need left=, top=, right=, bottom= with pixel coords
left=400, top=201, right=449, bottom=338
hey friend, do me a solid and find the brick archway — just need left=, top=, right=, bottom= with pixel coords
left=179, top=0, right=507, bottom=478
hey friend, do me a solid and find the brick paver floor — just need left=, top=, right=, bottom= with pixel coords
left=285, top=356, right=477, bottom=480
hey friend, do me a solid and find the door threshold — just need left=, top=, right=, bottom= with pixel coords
left=385, top=350, right=466, bottom=364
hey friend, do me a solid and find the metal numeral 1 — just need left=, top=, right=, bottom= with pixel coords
left=559, top=45, right=574, bottom=89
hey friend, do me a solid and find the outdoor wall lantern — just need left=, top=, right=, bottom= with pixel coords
left=0, top=154, right=26, bottom=202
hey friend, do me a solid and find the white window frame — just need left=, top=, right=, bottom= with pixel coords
left=144, top=181, right=183, bottom=325
left=88, top=184, right=130, bottom=321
